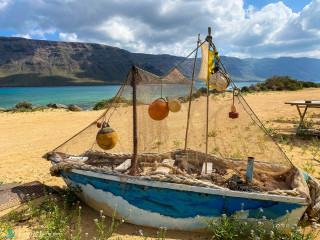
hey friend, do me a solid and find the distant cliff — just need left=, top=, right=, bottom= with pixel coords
left=0, top=37, right=319, bottom=86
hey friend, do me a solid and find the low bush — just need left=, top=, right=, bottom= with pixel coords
left=241, top=76, right=319, bottom=93
left=204, top=205, right=318, bottom=240
left=13, top=101, right=32, bottom=109
left=93, top=98, right=115, bottom=110
left=93, top=97, right=134, bottom=110
left=241, top=86, right=250, bottom=93
left=302, top=81, right=320, bottom=88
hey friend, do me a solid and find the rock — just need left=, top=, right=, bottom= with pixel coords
left=68, top=104, right=83, bottom=111
left=46, top=103, right=67, bottom=109
left=54, top=103, right=68, bottom=109
left=0, top=108, right=6, bottom=112
left=46, top=103, right=54, bottom=108
left=31, top=104, right=43, bottom=110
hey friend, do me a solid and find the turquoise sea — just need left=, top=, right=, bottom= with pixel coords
left=0, top=82, right=259, bottom=110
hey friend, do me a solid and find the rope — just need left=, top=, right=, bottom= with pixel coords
left=307, top=175, right=320, bottom=218
left=47, top=148, right=308, bottom=198
left=157, top=41, right=206, bottom=85
left=217, top=58, right=293, bottom=166
left=49, top=160, right=306, bottom=197
left=185, top=34, right=201, bottom=151
left=52, top=72, right=129, bottom=152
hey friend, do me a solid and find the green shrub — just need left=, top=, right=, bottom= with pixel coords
left=265, top=76, right=303, bottom=91
left=13, top=101, right=32, bottom=109
left=242, top=76, right=308, bottom=93
left=192, top=90, right=202, bottom=98
left=93, top=98, right=116, bottom=110
left=204, top=207, right=318, bottom=240
left=182, top=89, right=204, bottom=102
left=249, top=84, right=259, bottom=92
left=94, top=97, right=144, bottom=110
left=198, top=87, right=207, bottom=94
left=241, top=86, right=250, bottom=93
left=302, top=81, right=320, bottom=88
left=256, top=83, right=268, bottom=91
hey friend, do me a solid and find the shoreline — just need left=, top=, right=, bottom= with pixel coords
left=2, top=87, right=320, bottom=111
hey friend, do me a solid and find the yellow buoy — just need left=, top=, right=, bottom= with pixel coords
left=96, top=126, right=118, bottom=150
left=168, top=99, right=181, bottom=113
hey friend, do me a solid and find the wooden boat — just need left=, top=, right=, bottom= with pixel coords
left=43, top=28, right=311, bottom=231
left=45, top=149, right=309, bottom=231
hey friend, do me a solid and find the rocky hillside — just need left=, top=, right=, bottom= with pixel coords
left=0, top=37, right=319, bottom=86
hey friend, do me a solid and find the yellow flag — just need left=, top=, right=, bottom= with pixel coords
left=208, top=49, right=215, bottom=78
left=198, top=43, right=216, bottom=89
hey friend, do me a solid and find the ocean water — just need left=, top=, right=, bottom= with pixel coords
left=0, top=81, right=259, bottom=110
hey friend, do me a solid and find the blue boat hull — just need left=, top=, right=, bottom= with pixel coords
left=60, top=169, right=308, bottom=231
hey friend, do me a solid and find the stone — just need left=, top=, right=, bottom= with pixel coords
left=54, top=103, right=68, bottom=109
left=31, top=104, right=43, bottom=110
left=68, top=104, right=83, bottom=111
left=46, top=103, right=67, bottom=109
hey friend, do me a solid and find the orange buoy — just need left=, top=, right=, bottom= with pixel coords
left=96, top=126, right=118, bottom=150
left=168, top=99, right=181, bottom=113
left=148, top=99, right=169, bottom=121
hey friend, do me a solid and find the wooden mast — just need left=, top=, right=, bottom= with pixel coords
left=204, top=27, right=212, bottom=174
left=184, top=34, right=201, bottom=152
left=130, top=63, right=138, bottom=175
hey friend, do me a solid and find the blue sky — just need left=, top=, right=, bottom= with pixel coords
left=243, top=0, right=311, bottom=12
left=0, top=0, right=319, bottom=59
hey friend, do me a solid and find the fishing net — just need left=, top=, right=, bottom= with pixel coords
left=47, top=39, right=302, bottom=194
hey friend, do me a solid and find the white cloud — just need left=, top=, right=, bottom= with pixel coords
left=97, top=18, right=135, bottom=43
left=59, top=32, right=78, bottom=42
left=12, top=33, right=31, bottom=39
left=0, top=0, right=319, bottom=58
left=0, top=0, right=10, bottom=10
left=29, top=28, right=56, bottom=39
left=225, top=1, right=320, bottom=58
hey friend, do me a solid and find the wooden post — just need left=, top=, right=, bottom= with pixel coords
left=296, top=106, right=308, bottom=135
left=130, top=64, right=138, bottom=175
left=184, top=34, right=201, bottom=152
left=246, top=157, right=254, bottom=183
left=204, top=27, right=212, bottom=174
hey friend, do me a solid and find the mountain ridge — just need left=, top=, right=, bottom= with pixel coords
left=0, top=37, right=319, bottom=87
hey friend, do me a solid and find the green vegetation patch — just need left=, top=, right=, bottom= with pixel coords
left=241, top=76, right=320, bottom=93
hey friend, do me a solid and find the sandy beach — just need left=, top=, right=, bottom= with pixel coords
left=1, top=88, right=320, bottom=239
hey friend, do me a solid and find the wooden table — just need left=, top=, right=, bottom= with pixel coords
left=285, top=100, right=320, bottom=134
